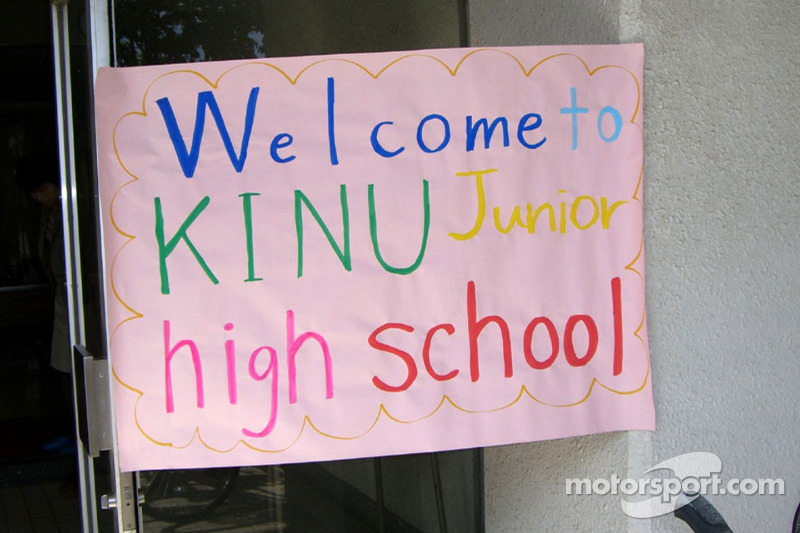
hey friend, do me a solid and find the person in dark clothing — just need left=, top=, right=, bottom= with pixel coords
left=15, top=152, right=75, bottom=457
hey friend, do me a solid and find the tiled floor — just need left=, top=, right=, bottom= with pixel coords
left=0, top=327, right=83, bottom=533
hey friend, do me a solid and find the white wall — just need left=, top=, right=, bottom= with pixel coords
left=470, top=1, right=800, bottom=531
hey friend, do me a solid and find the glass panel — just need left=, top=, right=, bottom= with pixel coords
left=0, top=1, right=108, bottom=530
left=0, top=0, right=74, bottom=517
left=137, top=450, right=482, bottom=532
left=0, top=5, right=57, bottom=436
left=111, top=2, right=481, bottom=531
left=113, top=0, right=464, bottom=65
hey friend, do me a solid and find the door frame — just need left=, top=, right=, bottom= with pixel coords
left=51, top=0, right=136, bottom=530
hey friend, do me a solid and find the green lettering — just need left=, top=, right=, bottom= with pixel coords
left=154, top=196, right=218, bottom=295
left=239, top=192, right=262, bottom=282
left=294, top=185, right=351, bottom=277
left=368, top=180, right=430, bottom=275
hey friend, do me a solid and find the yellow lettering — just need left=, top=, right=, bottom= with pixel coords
left=448, top=168, right=498, bottom=241
left=449, top=168, right=625, bottom=239
left=570, top=195, right=599, bottom=230
left=493, top=205, right=525, bottom=234
left=526, top=203, right=556, bottom=233
left=601, top=197, right=627, bottom=228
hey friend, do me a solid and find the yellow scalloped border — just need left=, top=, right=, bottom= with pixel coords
left=106, top=48, right=649, bottom=454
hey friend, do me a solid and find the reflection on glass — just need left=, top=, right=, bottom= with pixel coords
left=139, top=451, right=482, bottom=532
left=113, top=0, right=463, bottom=65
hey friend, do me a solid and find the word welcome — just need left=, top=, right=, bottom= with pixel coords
left=155, top=78, right=623, bottom=178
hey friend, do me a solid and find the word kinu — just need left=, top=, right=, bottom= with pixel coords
left=154, top=180, right=431, bottom=295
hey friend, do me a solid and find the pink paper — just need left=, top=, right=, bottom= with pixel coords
left=94, top=44, right=652, bottom=472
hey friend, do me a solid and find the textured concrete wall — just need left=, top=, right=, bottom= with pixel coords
left=638, top=2, right=800, bottom=531
left=469, top=0, right=621, bottom=46
left=470, top=0, right=800, bottom=531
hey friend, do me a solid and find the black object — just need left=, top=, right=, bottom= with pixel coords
left=674, top=494, right=733, bottom=533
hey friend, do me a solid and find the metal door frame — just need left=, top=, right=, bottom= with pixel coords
left=51, top=1, right=136, bottom=530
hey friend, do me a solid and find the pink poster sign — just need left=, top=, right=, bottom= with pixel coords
left=94, top=44, right=652, bottom=472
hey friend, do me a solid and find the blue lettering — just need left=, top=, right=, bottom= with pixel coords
left=466, top=116, right=510, bottom=152
left=156, top=87, right=259, bottom=178
left=270, top=133, right=295, bottom=163
left=597, top=106, right=622, bottom=142
left=559, top=87, right=589, bottom=150
left=517, top=113, right=546, bottom=149
left=371, top=121, right=405, bottom=158
left=416, top=114, right=450, bottom=154
left=327, top=77, right=339, bottom=165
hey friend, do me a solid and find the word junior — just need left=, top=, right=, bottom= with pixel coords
left=448, top=168, right=628, bottom=240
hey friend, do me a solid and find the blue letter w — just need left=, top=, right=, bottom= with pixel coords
left=156, top=87, right=260, bottom=178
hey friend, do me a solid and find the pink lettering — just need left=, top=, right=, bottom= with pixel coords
left=161, top=312, right=335, bottom=438
left=242, top=345, right=279, bottom=437
left=287, top=310, right=334, bottom=404
left=163, top=320, right=205, bottom=413
left=224, top=322, right=237, bottom=404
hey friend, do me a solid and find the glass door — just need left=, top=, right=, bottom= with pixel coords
left=0, top=1, right=122, bottom=531
left=50, top=0, right=130, bottom=530
left=104, top=2, right=483, bottom=531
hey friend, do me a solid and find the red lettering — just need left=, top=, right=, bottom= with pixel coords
left=368, top=277, right=625, bottom=391
left=467, top=280, right=513, bottom=382
left=523, top=317, right=559, bottom=370
left=369, top=323, right=418, bottom=392
left=611, top=276, right=623, bottom=375
left=422, top=324, right=459, bottom=381
left=563, top=315, right=598, bottom=367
